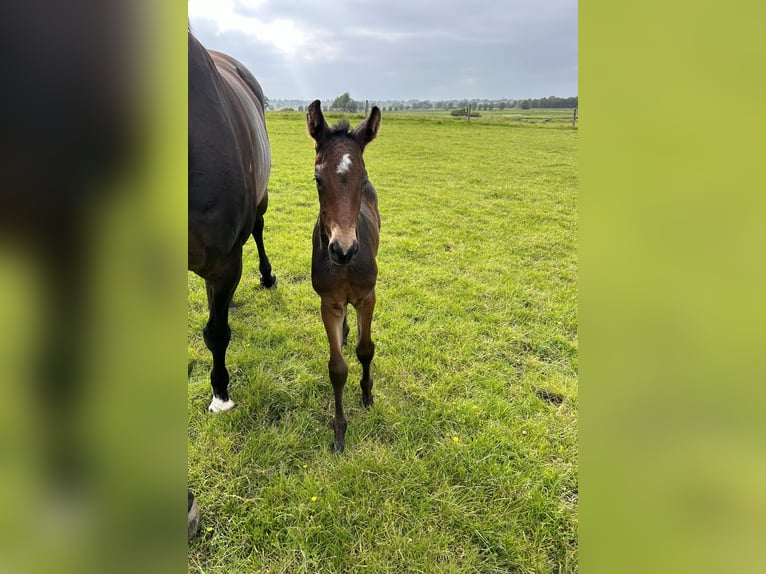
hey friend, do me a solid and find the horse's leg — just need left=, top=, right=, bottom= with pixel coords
left=342, top=308, right=349, bottom=347
left=253, top=198, right=276, bottom=289
left=203, top=248, right=242, bottom=412
left=321, top=299, right=348, bottom=452
left=355, top=289, right=376, bottom=408
left=37, top=244, right=88, bottom=488
left=188, top=490, right=201, bottom=540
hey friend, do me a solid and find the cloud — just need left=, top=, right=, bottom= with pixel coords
left=188, top=0, right=577, bottom=100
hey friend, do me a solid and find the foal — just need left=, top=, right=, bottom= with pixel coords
left=307, top=100, right=381, bottom=452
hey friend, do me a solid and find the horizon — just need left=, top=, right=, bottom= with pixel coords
left=267, top=96, right=578, bottom=103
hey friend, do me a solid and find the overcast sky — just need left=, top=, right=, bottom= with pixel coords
left=188, top=0, right=577, bottom=102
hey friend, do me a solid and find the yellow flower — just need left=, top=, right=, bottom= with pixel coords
left=452, top=436, right=459, bottom=442
left=311, top=496, right=318, bottom=502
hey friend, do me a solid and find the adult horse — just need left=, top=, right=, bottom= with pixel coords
left=188, top=31, right=276, bottom=413
left=306, top=100, right=382, bottom=452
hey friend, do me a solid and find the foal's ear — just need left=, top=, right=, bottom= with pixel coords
left=307, top=99, right=329, bottom=144
left=352, top=106, right=381, bottom=150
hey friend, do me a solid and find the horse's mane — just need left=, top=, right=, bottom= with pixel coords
left=329, top=119, right=351, bottom=135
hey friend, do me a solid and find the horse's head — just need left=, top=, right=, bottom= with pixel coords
left=307, top=100, right=380, bottom=266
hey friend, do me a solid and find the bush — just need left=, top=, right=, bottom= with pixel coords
left=450, top=109, right=482, bottom=118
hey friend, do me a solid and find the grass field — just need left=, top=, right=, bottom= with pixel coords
left=366, top=107, right=577, bottom=126
left=188, top=110, right=578, bottom=572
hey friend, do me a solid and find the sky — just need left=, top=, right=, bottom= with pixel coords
left=188, top=0, right=577, bottom=102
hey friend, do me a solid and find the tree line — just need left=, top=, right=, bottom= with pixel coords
left=271, top=94, right=578, bottom=112
left=516, top=96, right=578, bottom=110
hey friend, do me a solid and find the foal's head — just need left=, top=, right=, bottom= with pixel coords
left=307, top=100, right=380, bottom=266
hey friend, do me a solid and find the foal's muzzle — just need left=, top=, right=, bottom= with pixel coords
left=329, top=239, right=359, bottom=266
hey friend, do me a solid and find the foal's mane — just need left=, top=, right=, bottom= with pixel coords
left=328, top=118, right=351, bottom=136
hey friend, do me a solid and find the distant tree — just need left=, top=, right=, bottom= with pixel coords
left=412, top=100, right=434, bottom=110
left=515, top=96, right=578, bottom=109
left=331, top=92, right=359, bottom=112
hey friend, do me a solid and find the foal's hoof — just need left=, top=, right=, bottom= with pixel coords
left=332, top=419, right=348, bottom=453
left=332, top=438, right=346, bottom=454
left=260, top=274, right=277, bottom=289
left=362, top=394, right=374, bottom=409
left=208, top=396, right=236, bottom=413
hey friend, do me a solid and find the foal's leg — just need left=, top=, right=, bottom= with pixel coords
left=252, top=197, right=276, bottom=289
left=203, top=248, right=242, bottom=412
left=342, top=308, right=350, bottom=347
left=321, top=299, right=349, bottom=452
left=355, top=289, right=376, bottom=408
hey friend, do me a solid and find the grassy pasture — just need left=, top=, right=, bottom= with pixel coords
left=188, top=111, right=578, bottom=572
left=298, top=107, right=578, bottom=126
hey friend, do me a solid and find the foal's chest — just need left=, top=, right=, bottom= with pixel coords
left=311, top=258, right=377, bottom=305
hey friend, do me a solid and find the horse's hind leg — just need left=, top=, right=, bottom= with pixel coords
left=203, top=248, right=242, bottom=412
left=253, top=198, right=276, bottom=289
left=355, top=289, right=376, bottom=408
left=321, top=300, right=349, bottom=452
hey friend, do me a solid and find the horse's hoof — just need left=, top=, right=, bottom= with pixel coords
left=188, top=492, right=201, bottom=541
left=362, top=395, right=374, bottom=409
left=332, top=419, right=347, bottom=453
left=260, top=274, right=277, bottom=289
left=208, top=396, right=235, bottom=413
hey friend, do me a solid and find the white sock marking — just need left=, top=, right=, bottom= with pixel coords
left=208, top=396, right=236, bottom=413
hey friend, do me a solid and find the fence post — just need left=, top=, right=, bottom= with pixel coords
left=572, top=108, right=578, bottom=127
left=365, top=100, right=369, bottom=117
left=467, top=102, right=471, bottom=122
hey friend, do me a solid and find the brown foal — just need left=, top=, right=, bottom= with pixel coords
left=306, top=100, right=382, bottom=452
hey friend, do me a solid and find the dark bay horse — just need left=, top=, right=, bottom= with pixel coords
left=188, top=31, right=276, bottom=413
left=306, top=100, right=382, bottom=452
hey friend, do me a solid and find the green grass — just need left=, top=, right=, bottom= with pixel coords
left=316, top=107, right=578, bottom=126
left=188, top=112, right=578, bottom=572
